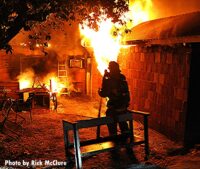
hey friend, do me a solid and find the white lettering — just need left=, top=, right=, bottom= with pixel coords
left=44, top=160, right=67, bottom=166
left=22, top=160, right=29, bottom=167
left=31, top=160, right=43, bottom=166
left=45, top=160, right=51, bottom=165
left=4, top=160, right=21, bottom=166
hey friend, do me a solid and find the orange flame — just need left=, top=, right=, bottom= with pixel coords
left=18, top=70, right=67, bottom=95
left=80, top=17, right=121, bottom=75
left=43, top=74, right=66, bottom=94
left=125, top=0, right=152, bottom=28
left=80, top=0, right=152, bottom=75
left=17, top=69, right=34, bottom=89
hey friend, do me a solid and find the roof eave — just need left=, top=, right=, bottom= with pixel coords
left=124, top=35, right=200, bottom=46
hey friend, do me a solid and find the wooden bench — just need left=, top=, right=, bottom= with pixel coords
left=62, top=110, right=150, bottom=169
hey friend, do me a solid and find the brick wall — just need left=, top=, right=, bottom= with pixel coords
left=118, top=45, right=191, bottom=141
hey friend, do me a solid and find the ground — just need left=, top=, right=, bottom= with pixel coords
left=0, top=96, right=200, bottom=169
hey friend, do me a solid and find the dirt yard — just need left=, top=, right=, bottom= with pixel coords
left=0, top=96, right=200, bottom=169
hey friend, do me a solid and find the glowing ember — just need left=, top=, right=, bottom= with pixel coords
left=80, top=0, right=152, bottom=75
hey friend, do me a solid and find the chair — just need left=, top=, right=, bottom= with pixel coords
left=14, top=96, right=33, bottom=123
left=0, top=93, right=33, bottom=138
left=0, top=98, right=13, bottom=131
left=0, top=98, right=21, bottom=139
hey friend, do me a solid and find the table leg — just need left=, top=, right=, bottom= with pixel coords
left=73, top=124, right=82, bottom=169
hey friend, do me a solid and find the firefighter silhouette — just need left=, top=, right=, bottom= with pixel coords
left=98, top=61, right=130, bottom=139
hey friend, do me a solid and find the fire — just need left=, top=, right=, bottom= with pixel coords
left=80, top=17, right=121, bottom=75
left=125, top=0, right=153, bottom=28
left=18, top=70, right=66, bottom=95
left=80, top=0, right=152, bottom=75
left=17, top=69, right=34, bottom=89
left=43, top=75, right=66, bottom=94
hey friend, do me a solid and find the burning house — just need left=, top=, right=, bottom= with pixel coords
left=0, top=1, right=200, bottom=149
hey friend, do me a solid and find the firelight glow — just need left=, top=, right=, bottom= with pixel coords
left=80, top=0, right=152, bottom=75
left=17, top=69, right=34, bottom=89
left=18, top=70, right=66, bottom=95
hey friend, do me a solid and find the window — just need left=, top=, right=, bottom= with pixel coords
left=69, top=58, right=84, bottom=68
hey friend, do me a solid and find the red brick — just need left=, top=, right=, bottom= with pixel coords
left=166, top=53, right=173, bottom=64
left=140, top=52, right=145, bottom=62
left=144, top=99, right=151, bottom=109
left=155, top=52, right=161, bottom=63
left=159, top=74, right=165, bottom=85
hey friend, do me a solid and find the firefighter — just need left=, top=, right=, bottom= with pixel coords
left=98, top=61, right=130, bottom=140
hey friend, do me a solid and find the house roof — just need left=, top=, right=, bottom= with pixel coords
left=124, top=11, right=200, bottom=45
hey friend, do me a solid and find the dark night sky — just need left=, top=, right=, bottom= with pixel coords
left=152, top=0, right=200, bottom=19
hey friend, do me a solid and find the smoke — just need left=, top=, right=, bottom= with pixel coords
left=151, top=0, right=200, bottom=19
left=19, top=50, right=58, bottom=80
left=32, top=50, right=58, bottom=77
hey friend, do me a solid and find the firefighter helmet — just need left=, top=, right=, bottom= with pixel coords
left=108, top=61, right=120, bottom=73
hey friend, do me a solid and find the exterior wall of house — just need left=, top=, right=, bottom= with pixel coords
left=0, top=52, right=10, bottom=81
left=118, top=44, right=191, bottom=142
left=0, top=51, right=20, bottom=81
left=0, top=81, right=19, bottom=100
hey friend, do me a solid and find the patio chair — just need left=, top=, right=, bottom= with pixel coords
left=0, top=98, right=22, bottom=139
left=0, top=98, right=13, bottom=131
left=14, top=96, right=33, bottom=123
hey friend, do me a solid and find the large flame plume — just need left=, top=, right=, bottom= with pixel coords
left=80, top=17, right=121, bottom=75
left=80, top=0, right=152, bottom=75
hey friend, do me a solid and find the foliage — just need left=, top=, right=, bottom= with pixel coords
left=0, top=0, right=128, bottom=52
